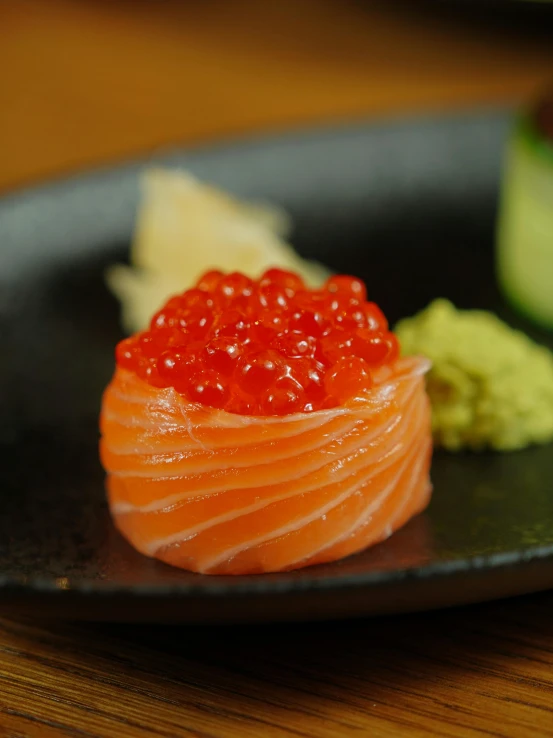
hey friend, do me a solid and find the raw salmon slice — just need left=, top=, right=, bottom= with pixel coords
left=100, top=355, right=432, bottom=575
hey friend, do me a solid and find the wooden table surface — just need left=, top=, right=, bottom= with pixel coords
left=2, top=1, right=553, bottom=736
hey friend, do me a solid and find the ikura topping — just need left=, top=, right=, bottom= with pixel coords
left=116, top=269, right=399, bottom=415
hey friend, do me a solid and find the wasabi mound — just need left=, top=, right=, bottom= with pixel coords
left=395, top=299, right=553, bottom=451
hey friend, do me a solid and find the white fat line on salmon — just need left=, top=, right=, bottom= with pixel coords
left=104, top=408, right=376, bottom=465
left=113, top=406, right=417, bottom=546
left=105, top=392, right=413, bottom=486
left=102, top=373, right=421, bottom=470
left=364, top=438, right=432, bottom=549
left=176, top=452, right=412, bottom=574
left=105, top=418, right=362, bottom=476
left=141, top=447, right=406, bottom=557
left=188, top=395, right=428, bottom=573
left=111, top=438, right=403, bottom=520
left=285, top=418, right=430, bottom=569
left=101, top=411, right=182, bottom=431
left=108, top=382, right=420, bottom=510
left=182, top=406, right=211, bottom=453
left=101, top=408, right=349, bottom=452
left=110, top=384, right=422, bottom=514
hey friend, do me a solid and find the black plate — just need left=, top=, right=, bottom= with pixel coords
left=2, top=110, right=553, bottom=623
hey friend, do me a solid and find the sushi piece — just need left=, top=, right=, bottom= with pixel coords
left=100, top=269, right=433, bottom=575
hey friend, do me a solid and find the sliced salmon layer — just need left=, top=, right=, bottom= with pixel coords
left=100, top=356, right=433, bottom=575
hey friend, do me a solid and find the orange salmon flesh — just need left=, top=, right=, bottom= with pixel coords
left=100, top=356, right=433, bottom=575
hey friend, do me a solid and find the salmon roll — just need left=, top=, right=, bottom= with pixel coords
left=100, top=269, right=433, bottom=575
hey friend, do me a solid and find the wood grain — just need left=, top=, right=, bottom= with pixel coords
left=2, top=592, right=553, bottom=737
left=2, top=0, right=553, bottom=735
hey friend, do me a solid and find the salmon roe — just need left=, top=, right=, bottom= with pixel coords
left=116, top=269, right=399, bottom=415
